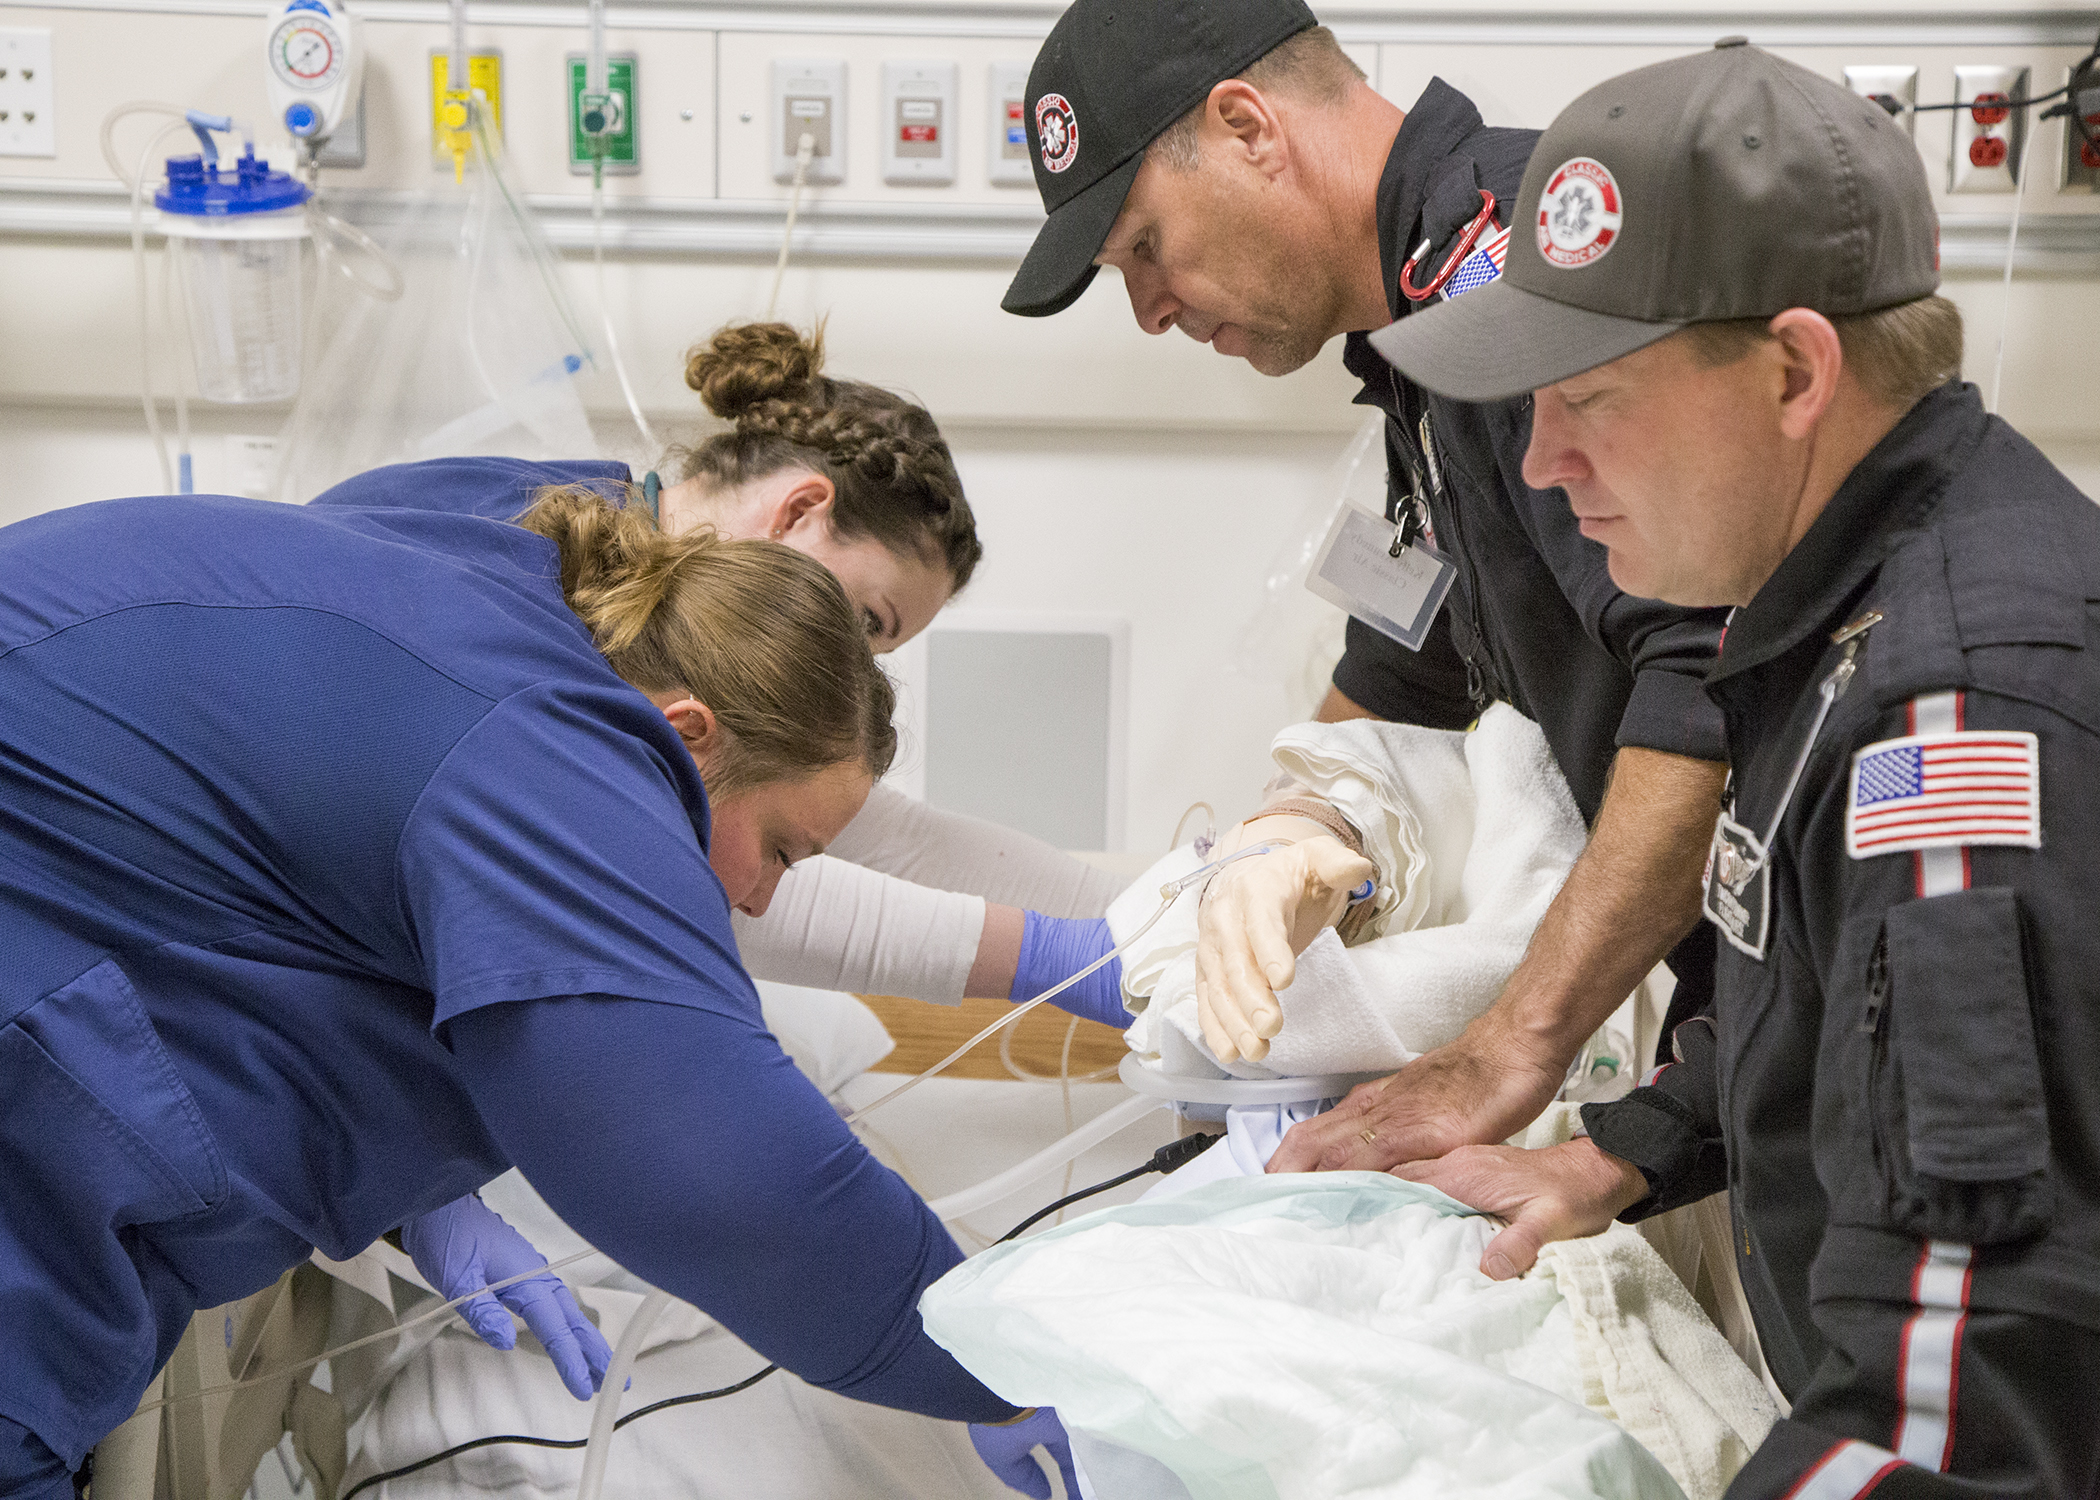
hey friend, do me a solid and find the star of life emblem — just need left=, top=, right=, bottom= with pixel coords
left=1537, top=157, right=1624, bottom=269
left=1036, top=93, right=1078, bottom=174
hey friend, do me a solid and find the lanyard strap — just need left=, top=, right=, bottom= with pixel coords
left=1732, top=611, right=1884, bottom=863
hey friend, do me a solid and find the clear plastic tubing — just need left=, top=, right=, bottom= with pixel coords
left=575, top=1285, right=671, bottom=1500
left=839, top=841, right=1287, bottom=1131
left=586, top=0, right=607, bottom=98
left=448, top=0, right=468, bottom=91
left=925, top=1093, right=1167, bottom=1223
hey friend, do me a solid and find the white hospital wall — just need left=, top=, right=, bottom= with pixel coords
left=3, top=0, right=2097, bottom=849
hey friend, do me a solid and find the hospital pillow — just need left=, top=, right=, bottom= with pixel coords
left=921, top=1174, right=1687, bottom=1500
left=755, top=980, right=897, bottom=1096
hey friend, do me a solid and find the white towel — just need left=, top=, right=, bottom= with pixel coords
left=1110, top=705, right=1589, bottom=1078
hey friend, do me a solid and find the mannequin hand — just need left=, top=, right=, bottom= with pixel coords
left=1195, top=832, right=1374, bottom=1064
left=401, top=1194, right=613, bottom=1401
left=970, top=1407, right=1081, bottom=1499
left=1394, top=1139, right=1651, bottom=1279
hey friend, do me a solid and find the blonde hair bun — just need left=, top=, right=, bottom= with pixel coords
left=685, top=321, right=826, bottom=420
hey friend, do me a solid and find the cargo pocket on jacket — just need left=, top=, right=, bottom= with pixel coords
left=1882, top=887, right=2050, bottom=1243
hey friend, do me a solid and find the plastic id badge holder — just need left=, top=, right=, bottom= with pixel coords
left=1306, top=506, right=1457, bottom=651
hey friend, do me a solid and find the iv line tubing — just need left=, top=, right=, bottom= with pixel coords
left=839, top=841, right=1284, bottom=1130
left=574, top=1286, right=670, bottom=1500
left=115, top=113, right=191, bottom=494
left=591, top=167, right=661, bottom=453
left=124, top=1248, right=598, bottom=1419
left=1988, top=123, right=2033, bottom=416
left=766, top=133, right=815, bottom=321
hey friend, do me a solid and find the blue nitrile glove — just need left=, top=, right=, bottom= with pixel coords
left=970, top=1407, right=1082, bottom=1499
left=401, top=1194, right=614, bottom=1401
left=1011, top=912, right=1126, bottom=1029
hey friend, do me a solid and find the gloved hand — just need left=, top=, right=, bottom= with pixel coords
left=1194, top=832, right=1375, bottom=1065
left=1011, top=913, right=1126, bottom=1029
left=970, top=1406, right=1082, bottom=1499
left=401, top=1194, right=614, bottom=1401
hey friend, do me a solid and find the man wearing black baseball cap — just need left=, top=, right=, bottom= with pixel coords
left=1393, top=43, right=2100, bottom=1495
left=1009, top=0, right=1731, bottom=1177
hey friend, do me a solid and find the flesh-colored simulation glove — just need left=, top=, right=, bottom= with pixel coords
left=401, top=1193, right=614, bottom=1401
left=1011, top=912, right=1126, bottom=1028
left=1195, top=832, right=1374, bottom=1065
left=970, top=1406, right=1082, bottom=1499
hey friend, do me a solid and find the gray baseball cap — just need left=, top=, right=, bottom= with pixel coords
left=1370, top=39, right=1940, bottom=401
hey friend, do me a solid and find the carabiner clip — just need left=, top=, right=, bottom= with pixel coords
left=1399, top=189, right=1499, bottom=303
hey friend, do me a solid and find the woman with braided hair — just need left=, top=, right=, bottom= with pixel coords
left=311, top=321, right=1131, bottom=1034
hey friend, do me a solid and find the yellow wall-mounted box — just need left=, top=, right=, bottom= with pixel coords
left=429, top=50, right=502, bottom=169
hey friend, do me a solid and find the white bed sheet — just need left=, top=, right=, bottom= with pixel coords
left=346, top=1075, right=1178, bottom=1500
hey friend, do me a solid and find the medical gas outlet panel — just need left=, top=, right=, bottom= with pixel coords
left=736, top=40, right=1039, bottom=199
left=881, top=60, right=956, bottom=186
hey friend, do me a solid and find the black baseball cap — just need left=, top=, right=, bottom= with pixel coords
left=1370, top=39, right=1940, bottom=400
left=1002, top=0, right=1319, bottom=318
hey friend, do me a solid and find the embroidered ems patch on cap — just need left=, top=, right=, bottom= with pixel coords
left=1536, top=156, right=1623, bottom=269
left=1845, top=729, right=2041, bottom=859
left=1036, top=93, right=1078, bottom=174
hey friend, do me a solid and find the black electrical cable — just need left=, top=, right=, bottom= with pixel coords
left=998, top=1131, right=1223, bottom=1244
left=335, top=1131, right=1224, bottom=1497
left=1877, top=28, right=2100, bottom=136
left=338, top=1363, right=781, bottom=1500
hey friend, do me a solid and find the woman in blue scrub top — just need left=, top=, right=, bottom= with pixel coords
left=0, top=482, right=1061, bottom=1498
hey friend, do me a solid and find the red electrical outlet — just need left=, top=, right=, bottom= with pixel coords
left=1971, top=91, right=2012, bottom=126
left=1970, top=135, right=2009, bottom=168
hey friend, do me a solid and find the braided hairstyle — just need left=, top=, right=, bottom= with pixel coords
left=669, top=322, right=982, bottom=592
left=515, top=485, right=897, bottom=800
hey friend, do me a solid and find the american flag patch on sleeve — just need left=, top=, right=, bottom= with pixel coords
left=1846, top=729, right=2041, bottom=859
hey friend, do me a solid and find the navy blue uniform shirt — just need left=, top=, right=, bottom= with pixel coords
left=0, top=486, right=1003, bottom=1472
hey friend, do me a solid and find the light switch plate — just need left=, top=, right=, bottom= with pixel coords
left=989, top=61, right=1032, bottom=186
left=1949, top=64, right=2029, bottom=193
left=772, top=57, right=845, bottom=185
left=1843, top=65, right=1917, bottom=138
left=881, top=58, right=957, bottom=186
left=0, top=28, right=55, bottom=159
left=2060, top=62, right=2100, bottom=193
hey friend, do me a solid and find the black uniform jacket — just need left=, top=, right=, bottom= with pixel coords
left=1328, top=79, right=1730, bottom=824
left=1584, top=383, right=2100, bottom=1497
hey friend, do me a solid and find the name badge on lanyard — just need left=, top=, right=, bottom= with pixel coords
left=1305, top=412, right=1459, bottom=652
left=1703, top=812, right=1771, bottom=960
left=1306, top=507, right=1458, bottom=651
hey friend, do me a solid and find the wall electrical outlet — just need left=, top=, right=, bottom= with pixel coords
left=1842, top=65, right=1917, bottom=137
left=1949, top=64, right=2028, bottom=193
left=881, top=59, right=956, bottom=186
left=0, top=28, right=55, bottom=159
left=568, top=53, right=638, bottom=175
left=989, top=61, right=1032, bottom=186
left=2060, top=61, right=2100, bottom=193
left=429, top=49, right=503, bottom=168
left=772, top=58, right=845, bottom=185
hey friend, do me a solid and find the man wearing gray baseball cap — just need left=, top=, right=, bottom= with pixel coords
left=1392, top=42, right=2100, bottom=1495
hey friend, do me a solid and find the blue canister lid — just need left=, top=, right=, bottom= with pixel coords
left=154, top=148, right=312, bottom=217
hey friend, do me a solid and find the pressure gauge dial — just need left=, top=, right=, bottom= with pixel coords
left=270, top=16, right=345, bottom=90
